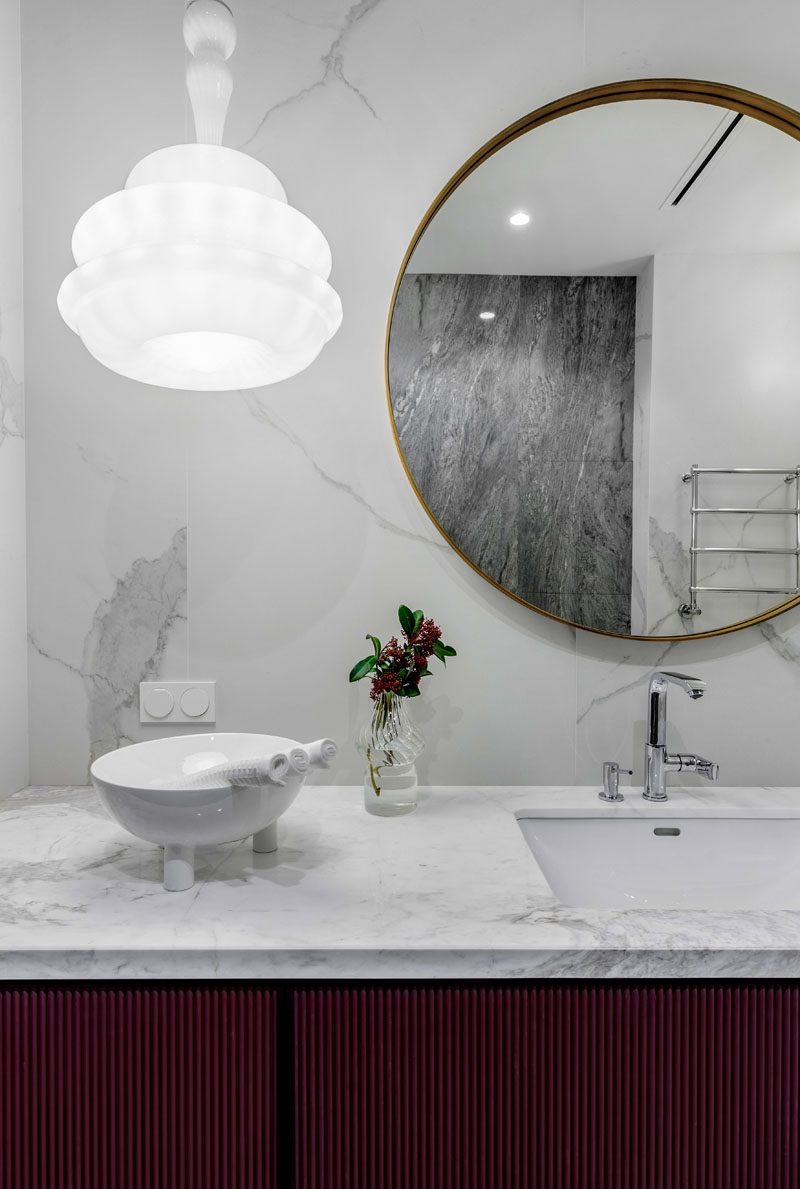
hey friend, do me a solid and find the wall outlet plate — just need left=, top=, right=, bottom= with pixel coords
left=139, top=681, right=216, bottom=725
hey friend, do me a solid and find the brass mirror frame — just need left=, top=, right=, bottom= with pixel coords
left=385, top=78, right=800, bottom=641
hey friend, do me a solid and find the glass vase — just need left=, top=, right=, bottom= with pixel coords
left=356, top=691, right=424, bottom=816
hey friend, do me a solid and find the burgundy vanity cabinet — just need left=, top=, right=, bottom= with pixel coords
left=295, top=985, right=800, bottom=1189
left=0, top=987, right=278, bottom=1189
left=2, top=983, right=800, bottom=1189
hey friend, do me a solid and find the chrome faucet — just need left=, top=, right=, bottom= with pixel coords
left=644, top=671, right=719, bottom=801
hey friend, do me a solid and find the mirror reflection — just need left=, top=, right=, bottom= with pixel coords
left=388, top=96, right=800, bottom=637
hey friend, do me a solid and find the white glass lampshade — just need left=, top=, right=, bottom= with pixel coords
left=57, top=1, right=342, bottom=391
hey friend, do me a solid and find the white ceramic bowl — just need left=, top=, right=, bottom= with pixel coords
left=91, top=732, right=321, bottom=891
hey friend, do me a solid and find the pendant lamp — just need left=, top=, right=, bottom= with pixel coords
left=57, top=0, right=343, bottom=391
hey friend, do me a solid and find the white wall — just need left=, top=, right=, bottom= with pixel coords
left=646, top=253, right=800, bottom=635
left=20, top=0, right=800, bottom=790
left=0, top=0, right=27, bottom=794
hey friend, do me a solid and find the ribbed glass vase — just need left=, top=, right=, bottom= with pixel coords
left=356, top=692, right=424, bottom=816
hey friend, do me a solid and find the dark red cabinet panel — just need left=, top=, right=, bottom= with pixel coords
left=294, top=984, right=800, bottom=1189
left=3, top=982, right=800, bottom=1189
left=0, top=987, right=277, bottom=1189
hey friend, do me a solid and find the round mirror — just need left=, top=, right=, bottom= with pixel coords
left=387, top=81, right=800, bottom=639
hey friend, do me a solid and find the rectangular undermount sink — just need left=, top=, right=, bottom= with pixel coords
left=516, top=787, right=800, bottom=911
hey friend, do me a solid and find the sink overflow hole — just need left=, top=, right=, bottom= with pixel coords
left=654, top=827, right=681, bottom=837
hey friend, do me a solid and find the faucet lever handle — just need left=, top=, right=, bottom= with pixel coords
left=695, top=756, right=720, bottom=782
left=599, top=760, right=633, bottom=803
left=675, top=753, right=720, bottom=781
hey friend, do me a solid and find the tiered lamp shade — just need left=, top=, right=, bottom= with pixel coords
left=57, top=0, right=342, bottom=391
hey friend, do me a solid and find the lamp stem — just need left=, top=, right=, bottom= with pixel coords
left=183, top=0, right=237, bottom=146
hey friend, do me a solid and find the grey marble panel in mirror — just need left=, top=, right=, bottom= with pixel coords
left=387, top=94, right=800, bottom=638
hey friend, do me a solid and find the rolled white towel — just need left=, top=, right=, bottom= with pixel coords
left=288, top=746, right=310, bottom=775
left=230, top=753, right=291, bottom=787
left=164, top=751, right=291, bottom=790
left=304, top=738, right=338, bottom=770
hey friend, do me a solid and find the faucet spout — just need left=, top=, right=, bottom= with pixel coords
left=652, top=671, right=706, bottom=700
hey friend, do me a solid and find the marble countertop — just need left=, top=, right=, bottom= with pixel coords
left=3, top=783, right=800, bottom=980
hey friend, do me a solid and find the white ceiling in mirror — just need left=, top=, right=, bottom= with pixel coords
left=409, top=100, right=800, bottom=275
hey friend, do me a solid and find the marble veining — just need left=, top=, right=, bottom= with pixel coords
left=647, top=517, right=693, bottom=635
left=389, top=274, right=636, bottom=633
left=241, top=391, right=447, bottom=550
left=0, top=351, right=23, bottom=449
left=29, top=529, right=187, bottom=772
left=576, top=641, right=678, bottom=731
left=759, top=619, right=800, bottom=664
left=83, top=527, right=187, bottom=762
left=240, top=0, right=383, bottom=146
left=2, top=783, right=800, bottom=980
left=76, top=443, right=130, bottom=485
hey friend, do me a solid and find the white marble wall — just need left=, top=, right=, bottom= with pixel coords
left=20, top=0, right=800, bottom=790
left=0, top=0, right=27, bottom=794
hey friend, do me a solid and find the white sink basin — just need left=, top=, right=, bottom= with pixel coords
left=91, top=732, right=335, bottom=891
left=516, top=786, right=800, bottom=910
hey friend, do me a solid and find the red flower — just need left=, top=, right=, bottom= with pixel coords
left=379, top=636, right=405, bottom=663
left=413, top=618, right=442, bottom=656
left=370, top=671, right=403, bottom=700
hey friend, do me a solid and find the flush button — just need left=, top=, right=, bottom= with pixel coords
left=180, top=686, right=211, bottom=718
left=140, top=680, right=216, bottom=724
left=143, top=687, right=175, bottom=719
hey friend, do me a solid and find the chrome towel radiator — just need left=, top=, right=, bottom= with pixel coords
left=678, top=465, right=800, bottom=618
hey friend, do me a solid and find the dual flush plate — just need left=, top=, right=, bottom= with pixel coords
left=139, top=681, right=216, bottom=725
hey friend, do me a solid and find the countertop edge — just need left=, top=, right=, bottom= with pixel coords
left=4, top=948, right=800, bottom=980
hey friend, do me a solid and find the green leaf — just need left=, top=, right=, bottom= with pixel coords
left=412, top=609, right=424, bottom=635
left=349, top=655, right=377, bottom=682
left=403, top=686, right=421, bottom=697
left=432, top=640, right=447, bottom=663
left=439, top=644, right=457, bottom=657
left=366, top=634, right=381, bottom=657
left=398, top=604, right=415, bottom=636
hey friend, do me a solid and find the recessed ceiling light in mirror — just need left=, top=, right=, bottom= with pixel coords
left=509, top=210, right=531, bottom=226
left=479, top=310, right=496, bottom=320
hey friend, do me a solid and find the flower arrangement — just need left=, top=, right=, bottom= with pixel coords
left=348, top=605, right=457, bottom=697
left=350, top=606, right=457, bottom=804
